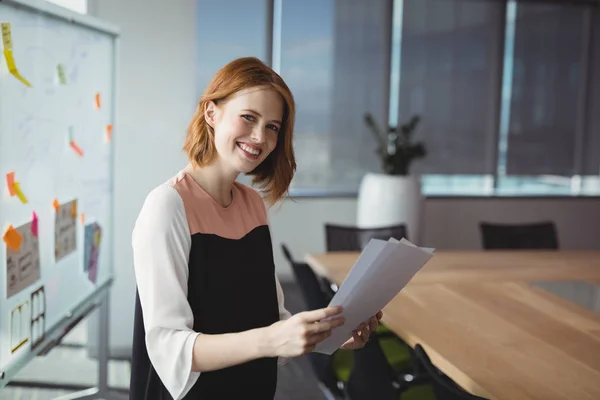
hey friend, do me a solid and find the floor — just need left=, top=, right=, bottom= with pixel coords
left=0, top=283, right=330, bottom=400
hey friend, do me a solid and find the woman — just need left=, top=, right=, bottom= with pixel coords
left=130, top=57, right=382, bottom=399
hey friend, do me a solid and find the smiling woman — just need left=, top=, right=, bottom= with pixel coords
left=130, top=57, right=383, bottom=400
left=183, top=58, right=296, bottom=206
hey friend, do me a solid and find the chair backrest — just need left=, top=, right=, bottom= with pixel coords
left=280, top=243, right=345, bottom=398
left=414, top=344, right=489, bottom=400
left=325, top=223, right=408, bottom=252
left=479, top=221, right=559, bottom=250
left=280, top=243, right=330, bottom=311
left=346, top=334, right=400, bottom=400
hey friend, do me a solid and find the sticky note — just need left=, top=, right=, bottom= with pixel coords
left=70, top=140, right=84, bottom=157
left=105, top=124, right=113, bottom=143
left=95, top=93, right=101, bottom=109
left=31, top=212, right=38, bottom=237
left=3, top=225, right=22, bottom=252
left=53, top=198, right=60, bottom=211
left=71, top=201, right=77, bottom=219
left=1, top=23, right=13, bottom=50
left=6, top=172, right=15, bottom=196
left=1, top=24, right=32, bottom=87
left=57, top=64, right=67, bottom=84
left=12, top=182, right=27, bottom=204
left=80, top=213, right=85, bottom=224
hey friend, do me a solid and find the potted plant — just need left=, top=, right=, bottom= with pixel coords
left=356, top=113, right=426, bottom=242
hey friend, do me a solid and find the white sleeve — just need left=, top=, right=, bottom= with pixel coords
left=132, top=184, right=201, bottom=400
left=275, top=274, right=292, bottom=366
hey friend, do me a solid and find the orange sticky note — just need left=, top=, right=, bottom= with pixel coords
left=95, top=93, right=101, bottom=109
left=80, top=213, right=85, bottom=224
left=71, top=201, right=77, bottom=219
left=3, top=225, right=22, bottom=252
left=105, top=124, right=113, bottom=143
left=70, top=140, right=84, bottom=157
left=53, top=198, right=60, bottom=211
left=12, top=182, right=27, bottom=204
left=6, top=172, right=15, bottom=196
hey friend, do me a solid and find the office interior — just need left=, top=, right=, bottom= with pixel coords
left=1, top=0, right=600, bottom=399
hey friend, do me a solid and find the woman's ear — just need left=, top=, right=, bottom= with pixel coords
left=204, top=101, right=217, bottom=128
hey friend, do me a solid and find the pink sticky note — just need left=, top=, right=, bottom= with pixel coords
left=31, top=211, right=38, bottom=237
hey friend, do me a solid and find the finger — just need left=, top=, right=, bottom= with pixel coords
left=307, top=330, right=332, bottom=345
left=352, top=330, right=363, bottom=346
left=300, top=306, right=343, bottom=323
left=369, top=316, right=378, bottom=332
left=306, top=317, right=345, bottom=335
left=360, top=323, right=370, bottom=342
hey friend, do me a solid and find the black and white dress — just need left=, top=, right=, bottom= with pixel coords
left=129, top=170, right=291, bottom=399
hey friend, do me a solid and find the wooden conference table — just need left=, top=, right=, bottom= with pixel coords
left=305, top=250, right=600, bottom=400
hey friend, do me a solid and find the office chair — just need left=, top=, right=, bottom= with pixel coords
left=281, top=243, right=353, bottom=398
left=324, top=223, right=408, bottom=252
left=414, top=344, right=489, bottom=400
left=346, top=336, right=434, bottom=400
left=479, top=221, right=559, bottom=250
left=323, top=223, right=415, bottom=377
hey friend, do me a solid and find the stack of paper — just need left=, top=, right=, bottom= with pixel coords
left=315, top=238, right=435, bottom=355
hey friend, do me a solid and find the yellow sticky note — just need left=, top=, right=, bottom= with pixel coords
left=57, top=63, right=67, bottom=84
left=1, top=23, right=13, bottom=50
left=3, top=49, right=32, bottom=87
left=12, top=182, right=27, bottom=204
left=52, top=198, right=60, bottom=211
left=3, top=225, right=22, bottom=252
left=1, top=23, right=32, bottom=87
left=71, top=201, right=77, bottom=219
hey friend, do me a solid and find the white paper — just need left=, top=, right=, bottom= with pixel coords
left=315, top=238, right=434, bottom=355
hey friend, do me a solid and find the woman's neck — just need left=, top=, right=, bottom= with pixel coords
left=184, top=162, right=238, bottom=208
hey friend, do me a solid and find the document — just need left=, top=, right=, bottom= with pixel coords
left=315, top=238, right=434, bottom=355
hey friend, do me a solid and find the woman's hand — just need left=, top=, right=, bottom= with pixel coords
left=264, top=306, right=345, bottom=358
left=340, top=310, right=383, bottom=350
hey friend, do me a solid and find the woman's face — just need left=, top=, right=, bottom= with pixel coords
left=206, top=86, right=283, bottom=176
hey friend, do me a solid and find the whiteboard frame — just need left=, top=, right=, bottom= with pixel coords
left=0, top=0, right=120, bottom=389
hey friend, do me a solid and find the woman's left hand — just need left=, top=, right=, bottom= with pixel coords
left=339, top=310, right=383, bottom=350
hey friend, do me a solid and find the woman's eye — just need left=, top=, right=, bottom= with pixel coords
left=242, top=114, right=255, bottom=122
left=267, top=124, right=279, bottom=133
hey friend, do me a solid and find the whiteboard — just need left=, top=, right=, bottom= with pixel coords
left=0, top=0, right=118, bottom=379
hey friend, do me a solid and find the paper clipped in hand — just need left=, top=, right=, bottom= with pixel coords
left=315, top=237, right=434, bottom=355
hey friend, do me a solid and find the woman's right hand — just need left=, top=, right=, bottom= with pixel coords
left=264, top=306, right=345, bottom=358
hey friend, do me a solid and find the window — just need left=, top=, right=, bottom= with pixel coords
left=196, top=0, right=269, bottom=96
left=279, top=0, right=393, bottom=192
left=276, top=0, right=600, bottom=196
left=277, top=0, right=335, bottom=191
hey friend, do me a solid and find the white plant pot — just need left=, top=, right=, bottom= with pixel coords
left=356, top=173, right=423, bottom=243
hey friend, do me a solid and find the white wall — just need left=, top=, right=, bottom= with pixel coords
left=87, top=0, right=197, bottom=358
left=87, top=0, right=600, bottom=360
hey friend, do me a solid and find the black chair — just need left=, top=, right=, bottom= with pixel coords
left=281, top=243, right=349, bottom=398
left=347, top=335, right=412, bottom=400
left=414, top=344, right=489, bottom=400
left=323, top=223, right=418, bottom=377
left=479, top=221, right=559, bottom=250
left=325, top=223, right=408, bottom=252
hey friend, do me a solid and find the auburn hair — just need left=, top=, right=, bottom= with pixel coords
left=183, top=57, right=296, bottom=206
